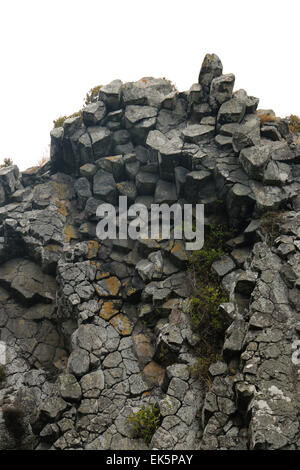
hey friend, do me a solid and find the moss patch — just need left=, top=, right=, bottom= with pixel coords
left=127, top=404, right=161, bottom=445
left=260, top=211, right=283, bottom=245
left=188, top=225, right=233, bottom=384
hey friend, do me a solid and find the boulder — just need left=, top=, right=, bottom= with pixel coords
left=82, top=101, right=106, bottom=126
left=209, top=74, right=235, bottom=110
left=93, top=170, right=117, bottom=204
left=198, top=53, right=223, bottom=95
left=99, top=79, right=123, bottom=111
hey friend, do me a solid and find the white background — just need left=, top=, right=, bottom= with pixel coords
left=0, top=0, right=299, bottom=170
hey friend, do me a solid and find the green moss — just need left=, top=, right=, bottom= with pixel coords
left=127, top=404, right=161, bottom=445
left=0, top=364, right=6, bottom=383
left=84, top=85, right=102, bottom=105
left=260, top=211, right=283, bottom=245
left=187, top=224, right=233, bottom=385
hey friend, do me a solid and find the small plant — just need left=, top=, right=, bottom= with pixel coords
left=0, top=157, right=13, bottom=168
left=187, top=224, right=233, bottom=385
left=0, top=364, right=6, bottom=383
left=289, top=114, right=300, bottom=134
left=2, top=405, right=26, bottom=442
left=261, top=211, right=283, bottom=245
left=257, top=112, right=277, bottom=126
left=190, top=351, right=221, bottom=387
left=127, top=404, right=161, bottom=445
left=53, top=110, right=82, bottom=128
left=84, top=85, right=102, bottom=105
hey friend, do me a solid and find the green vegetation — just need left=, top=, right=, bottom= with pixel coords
left=53, top=110, right=82, bottom=129
left=0, top=365, right=6, bottom=383
left=127, top=404, right=161, bottom=445
left=0, top=158, right=13, bottom=168
left=188, top=224, right=232, bottom=384
left=289, top=114, right=300, bottom=134
left=84, top=85, right=102, bottom=105
left=53, top=84, right=102, bottom=128
left=260, top=211, right=283, bottom=245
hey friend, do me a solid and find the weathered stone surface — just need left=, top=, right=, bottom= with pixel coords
left=93, top=170, right=117, bottom=204
left=209, top=73, right=235, bottom=110
left=3, top=53, right=300, bottom=453
left=239, top=144, right=270, bottom=180
left=198, top=53, right=223, bottom=95
left=82, top=101, right=106, bottom=126
left=217, top=98, right=246, bottom=124
left=58, top=374, right=82, bottom=402
left=182, top=124, right=215, bottom=144
left=99, top=80, right=123, bottom=111
left=0, top=259, right=56, bottom=304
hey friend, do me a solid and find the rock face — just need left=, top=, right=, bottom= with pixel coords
left=1, top=53, right=300, bottom=451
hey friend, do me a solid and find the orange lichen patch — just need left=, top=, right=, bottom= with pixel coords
left=121, top=279, right=137, bottom=297
left=171, top=242, right=188, bottom=261
left=105, top=155, right=122, bottom=163
left=87, top=240, right=99, bottom=259
left=138, top=238, right=160, bottom=249
left=105, top=277, right=121, bottom=296
left=64, top=224, right=79, bottom=243
left=110, top=314, right=133, bottom=336
left=126, top=287, right=137, bottom=297
left=132, top=334, right=155, bottom=364
left=100, top=300, right=122, bottom=320
left=95, top=276, right=121, bottom=297
left=44, top=244, right=60, bottom=253
left=143, top=362, right=165, bottom=387
left=79, top=223, right=90, bottom=234
left=96, top=271, right=110, bottom=281
left=55, top=200, right=69, bottom=217
left=52, top=181, right=73, bottom=200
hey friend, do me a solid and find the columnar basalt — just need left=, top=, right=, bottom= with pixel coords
left=1, top=53, right=300, bottom=450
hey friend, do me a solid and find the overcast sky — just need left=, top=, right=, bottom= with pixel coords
left=1, top=0, right=299, bottom=170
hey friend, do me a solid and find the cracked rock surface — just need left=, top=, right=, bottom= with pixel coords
left=1, top=53, right=300, bottom=450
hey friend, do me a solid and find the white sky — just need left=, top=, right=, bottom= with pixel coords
left=1, top=0, right=299, bottom=171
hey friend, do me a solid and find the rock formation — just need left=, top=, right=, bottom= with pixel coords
left=1, top=53, right=300, bottom=450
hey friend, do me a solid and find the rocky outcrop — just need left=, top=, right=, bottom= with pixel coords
left=1, top=53, right=300, bottom=450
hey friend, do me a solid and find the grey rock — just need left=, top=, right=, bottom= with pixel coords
left=136, top=171, right=159, bottom=195
left=212, top=256, right=236, bottom=277
left=209, top=73, right=235, bottom=110
left=58, top=374, right=82, bottom=402
left=182, top=124, right=215, bottom=144
left=93, top=170, right=117, bottom=204
left=198, top=53, right=223, bottom=95
left=40, top=397, right=69, bottom=422
left=232, top=116, right=260, bottom=153
left=82, top=101, right=106, bottom=126
left=99, top=80, right=123, bottom=111
left=217, top=98, right=246, bottom=124
left=154, top=180, right=177, bottom=204
left=239, top=144, right=270, bottom=180
left=67, top=349, right=90, bottom=377
left=88, top=126, right=112, bottom=159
